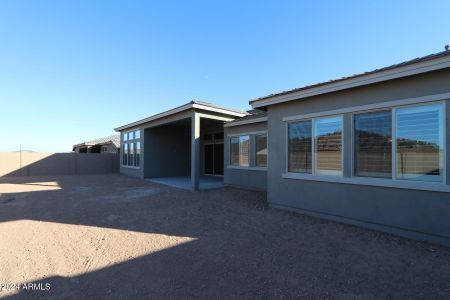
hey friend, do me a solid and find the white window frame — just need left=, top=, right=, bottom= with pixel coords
left=122, top=129, right=141, bottom=169
left=227, top=131, right=268, bottom=171
left=283, top=96, right=449, bottom=193
left=255, top=133, right=268, bottom=168
left=286, top=115, right=344, bottom=177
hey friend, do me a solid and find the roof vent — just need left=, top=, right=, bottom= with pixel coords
left=446, top=45, right=449, bottom=51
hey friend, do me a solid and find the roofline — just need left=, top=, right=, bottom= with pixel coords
left=250, top=53, right=450, bottom=109
left=224, top=116, right=268, bottom=128
left=114, top=101, right=248, bottom=131
left=72, top=143, right=95, bottom=148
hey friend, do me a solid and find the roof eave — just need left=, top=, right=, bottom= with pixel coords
left=115, top=102, right=248, bottom=131
left=224, top=116, right=268, bottom=128
left=250, top=54, right=450, bottom=109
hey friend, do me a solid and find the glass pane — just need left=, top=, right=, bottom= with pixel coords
left=256, top=135, right=268, bottom=167
left=239, top=136, right=250, bottom=166
left=129, top=143, right=134, bottom=166
left=133, top=142, right=137, bottom=166
left=135, top=130, right=140, bottom=140
left=123, top=132, right=128, bottom=142
left=354, top=110, right=392, bottom=178
left=396, top=104, right=443, bottom=182
left=288, top=121, right=312, bottom=173
left=314, top=116, right=343, bottom=176
left=123, top=143, right=127, bottom=165
left=230, top=137, right=239, bottom=166
left=136, top=142, right=140, bottom=167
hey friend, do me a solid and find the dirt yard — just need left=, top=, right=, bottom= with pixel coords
left=0, top=174, right=449, bottom=299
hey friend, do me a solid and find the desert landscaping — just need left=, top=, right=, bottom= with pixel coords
left=1, top=174, right=450, bottom=299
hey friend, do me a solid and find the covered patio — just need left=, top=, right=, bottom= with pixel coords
left=116, top=101, right=247, bottom=190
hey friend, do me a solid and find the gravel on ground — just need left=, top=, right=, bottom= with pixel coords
left=0, top=174, right=449, bottom=299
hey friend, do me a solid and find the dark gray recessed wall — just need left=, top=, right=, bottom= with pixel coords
left=144, top=123, right=191, bottom=178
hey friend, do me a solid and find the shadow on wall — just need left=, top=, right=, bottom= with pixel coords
left=0, top=152, right=120, bottom=177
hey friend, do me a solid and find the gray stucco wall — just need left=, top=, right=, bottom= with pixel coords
left=224, top=122, right=267, bottom=191
left=266, top=68, right=450, bottom=245
left=144, top=124, right=191, bottom=178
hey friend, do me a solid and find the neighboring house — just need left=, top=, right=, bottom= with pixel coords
left=116, top=50, right=450, bottom=246
left=73, top=134, right=120, bottom=154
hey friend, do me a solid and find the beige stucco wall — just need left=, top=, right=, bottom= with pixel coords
left=0, top=152, right=119, bottom=177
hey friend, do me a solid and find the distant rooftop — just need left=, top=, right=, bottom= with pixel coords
left=73, top=134, right=120, bottom=148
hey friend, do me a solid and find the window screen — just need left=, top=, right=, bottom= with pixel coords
left=354, top=110, right=392, bottom=178
left=396, top=104, right=443, bottom=182
left=314, top=116, right=342, bottom=176
left=256, top=135, right=268, bottom=167
left=288, top=121, right=312, bottom=173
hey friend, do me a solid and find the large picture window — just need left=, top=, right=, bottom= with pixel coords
left=396, top=104, right=443, bottom=182
left=354, top=110, right=392, bottom=178
left=122, top=129, right=141, bottom=167
left=288, top=116, right=342, bottom=176
left=288, top=120, right=312, bottom=173
left=230, top=135, right=250, bottom=166
left=255, top=134, right=268, bottom=167
left=314, top=116, right=343, bottom=176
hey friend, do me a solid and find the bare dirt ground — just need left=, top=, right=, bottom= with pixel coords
left=0, top=174, right=449, bottom=299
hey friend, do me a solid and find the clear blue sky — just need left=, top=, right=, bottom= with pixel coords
left=1, top=0, right=449, bottom=152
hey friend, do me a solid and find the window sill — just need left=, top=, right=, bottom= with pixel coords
left=121, top=165, right=140, bottom=170
left=282, top=172, right=450, bottom=193
left=227, top=166, right=268, bottom=171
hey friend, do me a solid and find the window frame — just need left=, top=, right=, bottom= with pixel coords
left=283, top=98, right=448, bottom=193
left=227, top=131, right=268, bottom=171
left=351, top=108, right=393, bottom=179
left=121, top=129, right=141, bottom=169
left=286, top=114, right=344, bottom=177
left=351, top=101, right=445, bottom=183
left=255, top=134, right=268, bottom=168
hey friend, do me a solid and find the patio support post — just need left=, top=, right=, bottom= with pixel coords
left=191, top=112, right=200, bottom=190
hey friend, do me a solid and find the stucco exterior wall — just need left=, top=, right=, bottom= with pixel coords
left=266, top=68, right=450, bottom=245
left=144, top=123, right=191, bottom=179
left=224, top=122, right=268, bottom=191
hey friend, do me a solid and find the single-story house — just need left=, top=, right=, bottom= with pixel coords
left=116, top=50, right=450, bottom=246
left=114, top=101, right=247, bottom=190
left=73, top=134, right=120, bottom=154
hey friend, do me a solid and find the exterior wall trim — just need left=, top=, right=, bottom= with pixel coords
left=224, top=117, right=268, bottom=127
left=282, top=92, right=450, bottom=122
left=227, top=166, right=267, bottom=171
left=227, top=130, right=268, bottom=137
left=122, top=165, right=140, bottom=170
left=282, top=172, right=450, bottom=193
left=251, top=55, right=450, bottom=108
left=115, top=102, right=246, bottom=131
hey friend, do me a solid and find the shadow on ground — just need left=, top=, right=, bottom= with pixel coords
left=0, top=174, right=450, bottom=299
